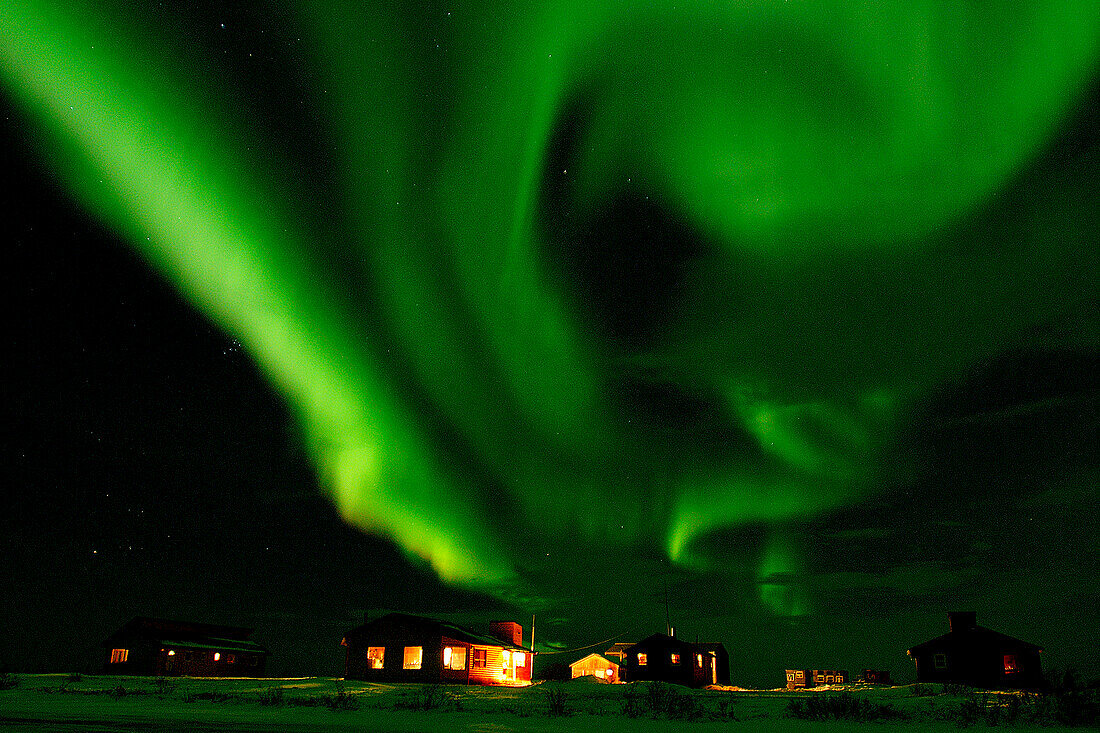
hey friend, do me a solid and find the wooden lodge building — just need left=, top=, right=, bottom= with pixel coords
left=907, top=612, right=1043, bottom=688
left=102, top=617, right=269, bottom=676
left=342, top=613, right=532, bottom=685
left=570, top=653, right=620, bottom=683
left=621, top=634, right=726, bottom=687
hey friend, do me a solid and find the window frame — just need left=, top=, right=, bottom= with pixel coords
left=472, top=648, right=487, bottom=669
left=443, top=646, right=467, bottom=670
left=402, top=646, right=423, bottom=670
left=367, top=646, right=385, bottom=670
left=637, top=652, right=648, bottom=666
left=934, top=653, right=948, bottom=670
left=110, top=648, right=129, bottom=664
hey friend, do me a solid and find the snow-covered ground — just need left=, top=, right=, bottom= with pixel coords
left=0, top=674, right=1086, bottom=731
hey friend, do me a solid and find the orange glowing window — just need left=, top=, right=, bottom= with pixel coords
left=473, top=649, right=487, bottom=668
left=503, top=649, right=512, bottom=668
left=605, top=668, right=614, bottom=678
left=403, top=646, right=422, bottom=670
left=444, top=647, right=466, bottom=670
left=167, top=650, right=176, bottom=656
left=670, top=653, right=681, bottom=665
left=110, top=648, right=128, bottom=663
left=514, top=652, right=525, bottom=667
left=637, top=653, right=648, bottom=666
left=1004, top=655, right=1018, bottom=673
left=696, top=654, right=703, bottom=667
left=367, top=647, right=385, bottom=669
left=213, top=652, right=221, bottom=662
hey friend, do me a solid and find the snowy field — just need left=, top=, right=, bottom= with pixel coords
left=0, top=674, right=1091, bottom=732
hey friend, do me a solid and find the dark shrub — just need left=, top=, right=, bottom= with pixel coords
left=0, top=673, right=17, bottom=690
left=787, top=692, right=906, bottom=722
left=544, top=687, right=569, bottom=717
left=258, top=686, right=285, bottom=707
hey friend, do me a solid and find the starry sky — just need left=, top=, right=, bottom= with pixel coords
left=1, top=0, right=1098, bottom=687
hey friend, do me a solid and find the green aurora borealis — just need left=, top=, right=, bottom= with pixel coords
left=2, top=0, right=1097, bottom=624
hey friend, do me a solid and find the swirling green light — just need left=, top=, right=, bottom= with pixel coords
left=2, top=0, right=1096, bottom=611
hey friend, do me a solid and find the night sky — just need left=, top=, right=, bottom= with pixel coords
left=1, top=1, right=1098, bottom=687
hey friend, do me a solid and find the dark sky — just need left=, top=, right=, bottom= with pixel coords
left=1, top=1, right=1098, bottom=687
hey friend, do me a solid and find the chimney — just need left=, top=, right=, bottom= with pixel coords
left=489, top=621, right=523, bottom=647
left=948, top=612, right=977, bottom=633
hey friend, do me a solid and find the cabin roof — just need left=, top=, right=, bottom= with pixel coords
left=570, top=653, right=615, bottom=667
left=907, top=625, right=1042, bottom=655
left=103, top=617, right=262, bottom=647
left=346, top=612, right=529, bottom=652
left=156, top=638, right=269, bottom=654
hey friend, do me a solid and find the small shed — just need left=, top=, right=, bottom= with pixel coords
left=907, top=611, right=1042, bottom=688
left=570, top=653, right=620, bottom=682
left=102, top=617, right=268, bottom=676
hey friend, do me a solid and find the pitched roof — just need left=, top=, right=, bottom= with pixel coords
left=346, top=612, right=529, bottom=651
left=570, top=653, right=616, bottom=667
left=908, top=625, right=1042, bottom=655
left=103, top=617, right=268, bottom=653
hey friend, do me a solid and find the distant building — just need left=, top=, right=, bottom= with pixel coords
left=605, top=642, right=635, bottom=663
left=907, top=611, right=1043, bottom=688
left=859, top=669, right=893, bottom=684
left=786, top=669, right=849, bottom=688
left=102, top=617, right=268, bottom=676
left=570, top=653, right=620, bottom=682
left=621, top=634, right=716, bottom=687
left=342, top=613, right=531, bottom=685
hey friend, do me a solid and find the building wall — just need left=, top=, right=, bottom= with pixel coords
left=623, top=638, right=711, bottom=687
left=571, top=656, right=619, bottom=683
left=345, top=634, right=529, bottom=685
left=912, top=643, right=1042, bottom=688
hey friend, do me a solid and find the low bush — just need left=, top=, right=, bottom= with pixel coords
left=544, top=687, right=569, bottom=717
left=0, top=673, right=17, bottom=690
left=185, top=691, right=234, bottom=703
left=392, top=684, right=455, bottom=712
left=787, top=692, right=907, bottom=722
left=66, top=673, right=82, bottom=683
left=257, top=687, right=285, bottom=707
left=620, top=682, right=706, bottom=721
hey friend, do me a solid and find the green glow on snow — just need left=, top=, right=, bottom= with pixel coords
left=2, top=0, right=1097, bottom=608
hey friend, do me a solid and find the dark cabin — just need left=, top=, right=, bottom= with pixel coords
left=102, top=617, right=268, bottom=676
left=342, top=613, right=531, bottom=685
left=907, top=611, right=1043, bottom=688
left=621, top=634, right=715, bottom=687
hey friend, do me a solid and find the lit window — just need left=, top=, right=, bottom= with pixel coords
left=214, top=653, right=221, bottom=662
left=696, top=654, right=703, bottom=667
left=403, top=646, right=422, bottom=670
left=934, top=653, right=948, bottom=670
left=796, top=671, right=804, bottom=679
left=670, top=653, right=681, bottom=665
left=637, top=653, right=648, bottom=666
left=826, top=675, right=834, bottom=683
left=110, top=649, right=129, bottom=663
left=787, top=672, right=795, bottom=681
left=503, top=649, right=512, bottom=668
left=514, top=652, right=525, bottom=667
left=444, top=646, right=467, bottom=670
left=605, top=668, right=614, bottom=678
left=367, top=647, right=385, bottom=669
left=167, top=650, right=176, bottom=656
left=1004, top=655, right=1018, bottom=673
left=473, top=649, right=487, bottom=668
